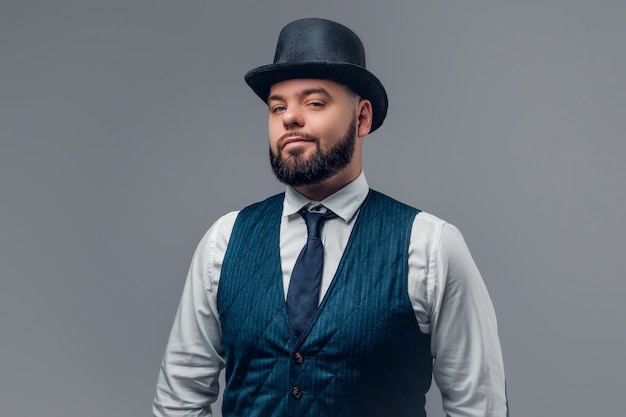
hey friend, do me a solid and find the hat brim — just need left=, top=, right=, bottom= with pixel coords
left=245, top=62, right=388, bottom=132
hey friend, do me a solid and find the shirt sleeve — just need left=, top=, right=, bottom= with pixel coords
left=153, top=212, right=237, bottom=417
left=428, top=223, right=508, bottom=417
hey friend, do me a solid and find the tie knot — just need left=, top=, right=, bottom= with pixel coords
left=299, top=207, right=335, bottom=239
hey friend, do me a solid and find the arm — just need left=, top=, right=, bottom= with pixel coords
left=153, top=213, right=237, bottom=417
left=430, top=223, right=509, bottom=417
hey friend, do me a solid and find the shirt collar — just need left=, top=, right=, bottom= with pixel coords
left=283, top=171, right=369, bottom=223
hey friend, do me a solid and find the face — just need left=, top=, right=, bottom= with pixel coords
left=267, top=79, right=363, bottom=187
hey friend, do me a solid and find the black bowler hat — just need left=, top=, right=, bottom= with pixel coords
left=245, top=18, right=388, bottom=132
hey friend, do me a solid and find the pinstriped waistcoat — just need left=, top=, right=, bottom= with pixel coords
left=217, top=190, right=433, bottom=417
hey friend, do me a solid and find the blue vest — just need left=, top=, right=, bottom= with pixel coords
left=217, top=190, right=433, bottom=417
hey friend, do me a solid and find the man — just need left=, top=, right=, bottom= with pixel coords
left=153, top=18, right=509, bottom=417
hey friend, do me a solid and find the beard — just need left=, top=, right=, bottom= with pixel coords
left=269, top=120, right=357, bottom=187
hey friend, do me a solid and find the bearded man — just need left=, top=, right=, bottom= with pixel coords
left=153, top=18, right=509, bottom=417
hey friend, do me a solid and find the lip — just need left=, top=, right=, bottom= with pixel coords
left=282, top=137, right=314, bottom=149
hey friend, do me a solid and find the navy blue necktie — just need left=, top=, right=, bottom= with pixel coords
left=286, top=207, right=335, bottom=337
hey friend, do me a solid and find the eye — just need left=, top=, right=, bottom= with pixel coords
left=307, top=101, right=325, bottom=109
left=270, top=105, right=286, bottom=113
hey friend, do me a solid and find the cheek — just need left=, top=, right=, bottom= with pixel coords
left=313, top=111, right=351, bottom=135
left=268, top=119, right=281, bottom=149
left=316, top=121, right=349, bottom=144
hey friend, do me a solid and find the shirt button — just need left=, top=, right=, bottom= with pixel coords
left=294, top=352, right=304, bottom=364
left=291, top=386, right=302, bottom=399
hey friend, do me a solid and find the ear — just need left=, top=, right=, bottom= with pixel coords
left=356, top=99, right=373, bottom=137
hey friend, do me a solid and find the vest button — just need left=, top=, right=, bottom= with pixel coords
left=291, top=386, right=302, bottom=399
left=294, top=352, right=304, bottom=364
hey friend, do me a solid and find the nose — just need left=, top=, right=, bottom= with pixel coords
left=282, top=107, right=304, bottom=129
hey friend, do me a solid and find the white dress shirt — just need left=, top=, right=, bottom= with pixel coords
left=153, top=172, right=508, bottom=417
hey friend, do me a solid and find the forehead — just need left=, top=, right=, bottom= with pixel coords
left=268, top=78, right=353, bottom=100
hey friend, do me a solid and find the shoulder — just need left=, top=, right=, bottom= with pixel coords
left=412, top=211, right=480, bottom=285
left=409, top=210, right=470, bottom=262
left=191, top=210, right=240, bottom=263
left=208, top=210, right=240, bottom=247
left=201, top=193, right=285, bottom=252
left=413, top=211, right=463, bottom=238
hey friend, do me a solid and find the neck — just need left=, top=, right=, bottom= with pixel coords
left=294, top=169, right=360, bottom=201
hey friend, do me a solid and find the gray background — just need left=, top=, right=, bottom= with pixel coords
left=1, top=1, right=625, bottom=416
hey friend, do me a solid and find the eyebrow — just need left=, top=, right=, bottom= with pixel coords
left=267, top=87, right=333, bottom=103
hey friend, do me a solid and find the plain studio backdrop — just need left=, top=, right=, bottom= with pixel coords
left=1, top=1, right=625, bottom=416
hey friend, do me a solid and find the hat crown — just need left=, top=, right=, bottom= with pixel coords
left=273, top=18, right=366, bottom=68
left=245, top=18, right=388, bottom=132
